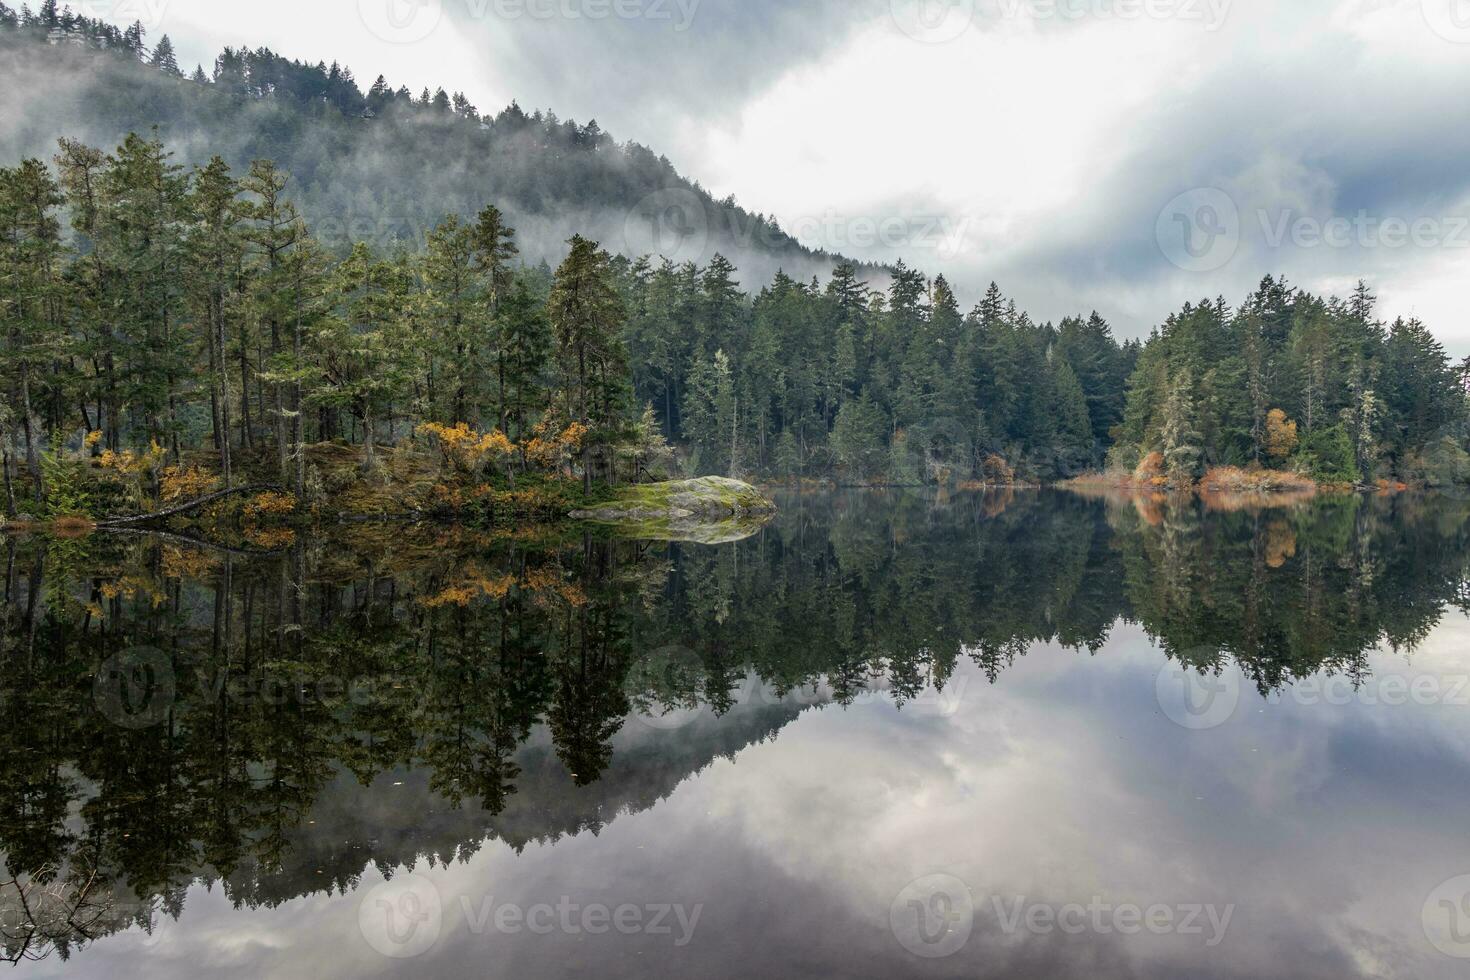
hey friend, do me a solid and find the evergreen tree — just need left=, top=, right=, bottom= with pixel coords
left=1161, top=369, right=1203, bottom=484
left=241, top=159, right=304, bottom=479
left=547, top=235, right=628, bottom=490
left=831, top=392, right=887, bottom=482
left=183, top=156, right=243, bottom=486
left=496, top=276, right=552, bottom=447
left=150, top=34, right=180, bottom=77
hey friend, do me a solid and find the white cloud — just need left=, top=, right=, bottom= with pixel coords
left=127, top=0, right=1470, bottom=350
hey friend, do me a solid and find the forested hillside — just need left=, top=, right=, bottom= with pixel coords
left=2, top=3, right=1468, bottom=509
left=0, top=4, right=848, bottom=285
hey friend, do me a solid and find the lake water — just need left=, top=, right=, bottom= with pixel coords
left=4, top=489, right=1470, bottom=978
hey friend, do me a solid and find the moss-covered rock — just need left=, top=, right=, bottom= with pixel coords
left=570, top=477, right=776, bottom=541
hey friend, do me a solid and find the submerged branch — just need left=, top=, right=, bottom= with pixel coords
left=95, top=484, right=284, bottom=527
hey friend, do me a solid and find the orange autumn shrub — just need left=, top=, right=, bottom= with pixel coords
left=160, top=465, right=219, bottom=503
left=97, top=441, right=167, bottom=476
left=1134, top=451, right=1167, bottom=487
left=160, top=546, right=219, bottom=581
left=243, top=491, right=297, bottom=522
left=980, top=455, right=1015, bottom=486
left=244, top=526, right=297, bottom=550
left=523, top=419, right=588, bottom=471
left=419, top=566, right=518, bottom=608
left=417, top=421, right=516, bottom=476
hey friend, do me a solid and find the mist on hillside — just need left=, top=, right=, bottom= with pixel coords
left=0, top=27, right=872, bottom=287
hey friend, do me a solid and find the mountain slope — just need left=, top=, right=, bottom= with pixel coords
left=0, top=11, right=865, bottom=285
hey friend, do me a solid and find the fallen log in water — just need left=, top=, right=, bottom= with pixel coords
left=95, top=484, right=285, bottom=527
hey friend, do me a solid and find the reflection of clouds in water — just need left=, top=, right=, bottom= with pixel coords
left=23, top=618, right=1470, bottom=979
left=653, top=623, right=1470, bottom=978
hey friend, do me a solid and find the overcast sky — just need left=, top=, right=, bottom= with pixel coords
left=132, top=0, right=1470, bottom=350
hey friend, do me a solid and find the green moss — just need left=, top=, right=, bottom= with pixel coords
left=570, top=477, right=776, bottom=541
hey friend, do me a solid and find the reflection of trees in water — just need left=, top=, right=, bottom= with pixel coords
left=1109, top=492, right=1470, bottom=692
left=2, top=489, right=1469, bottom=960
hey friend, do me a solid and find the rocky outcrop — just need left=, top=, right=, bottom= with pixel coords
left=570, top=477, right=777, bottom=542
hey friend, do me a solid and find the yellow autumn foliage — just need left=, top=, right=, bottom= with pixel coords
left=417, top=421, right=516, bottom=475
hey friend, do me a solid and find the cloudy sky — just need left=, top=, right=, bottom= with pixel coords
left=131, top=0, right=1470, bottom=349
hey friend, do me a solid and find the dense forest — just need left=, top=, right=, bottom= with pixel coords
left=2, top=4, right=1469, bottom=517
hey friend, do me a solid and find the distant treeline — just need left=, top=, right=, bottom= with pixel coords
left=4, top=133, right=1470, bottom=514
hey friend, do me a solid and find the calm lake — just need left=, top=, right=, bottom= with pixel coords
left=5, top=489, right=1470, bottom=978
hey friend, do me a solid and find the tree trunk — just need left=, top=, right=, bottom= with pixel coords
left=208, top=288, right=232, bottom=488
left=96, top=483, right=283, bottom=526
left=293, top=318, right=304, bottom=497
left=2, top=447, right=16, bottom=519
left=18, top=369, right=43, bottom=504
left=362, top=407, right=377, bottom=472
left=239, top=323, right=253, bottom=448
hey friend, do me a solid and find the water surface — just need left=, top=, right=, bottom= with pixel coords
left=4, top=490, right=1470, bottom=978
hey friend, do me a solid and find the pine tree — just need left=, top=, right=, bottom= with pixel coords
left=184, top=156, right=243, bottom=486
left=102, top=132, right=190, bottom=460
left=422, top=214, right=483, bottom=424
left=1052, top=360, right=1093, bottom=471
left=0, top=158, right=67, bottom=504
left=547, top=235, right=628, bottom=490
left=150, top=34, right=181, bottom=76
left=497, top=277, right=552, bottom=447
left=241, top=159, right=303, bottom=480
left=317, top=243, right=412, bottom=472
left=472, top=203, right=519, bottom=426
left=1161, top=369, right=1203, bottom=485
left=831, top=392, right=887, bottom=482
left=122, top=20, right=144, bottom=58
